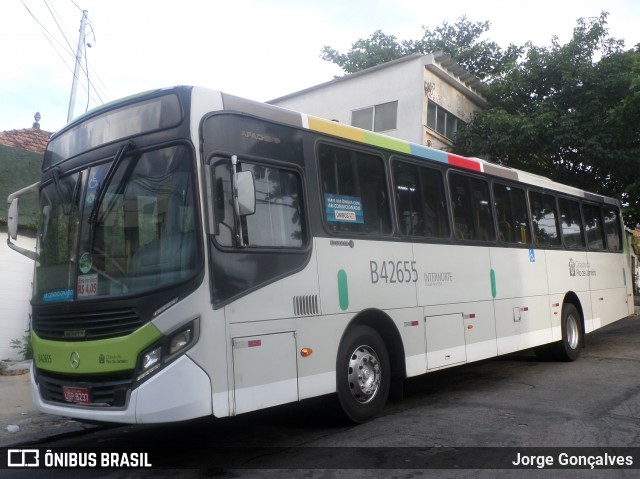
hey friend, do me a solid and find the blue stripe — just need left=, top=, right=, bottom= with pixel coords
left=409, top=144, right=448, bottom=163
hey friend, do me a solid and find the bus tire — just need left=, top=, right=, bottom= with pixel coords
left=336, top=325, right=390, bottom=423
left=551, top=303, right=582, bottom=361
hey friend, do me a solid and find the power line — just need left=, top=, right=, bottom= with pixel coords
left=69, top=0, right=84, bottom=13
left=20, top=0, right=75, bottom=58
left=21, top=1, right=110, bottom=117
left=43, top=0, right=75, bottom=55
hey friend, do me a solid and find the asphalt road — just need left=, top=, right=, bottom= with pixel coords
left=4, top=314, right=640, bottom=478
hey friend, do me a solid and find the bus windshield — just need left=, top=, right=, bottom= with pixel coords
left=35, top=144, right=199, bottom=303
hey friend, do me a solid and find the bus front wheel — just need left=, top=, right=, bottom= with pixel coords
left=336, top=325, right=390, bottom=423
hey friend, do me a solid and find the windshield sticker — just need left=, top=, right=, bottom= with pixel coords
left=85, top=166, right=107, bottom=206
left=324, top=194, right=364, bottom=223
left=87, top=168, right=104, bottom=192
left=43, top=288, right=74, bottom=302
left=79, top=252, right=93, bottom=274
left=77, top=274, right=98, bottom=298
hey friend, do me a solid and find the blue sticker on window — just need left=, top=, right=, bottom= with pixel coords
left=43, top=288, right=74, bottom=302
left=324, top=194, right=364, bottom=223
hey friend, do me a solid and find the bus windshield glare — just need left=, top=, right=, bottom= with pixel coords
left=35, top=144, right=198, bottom=303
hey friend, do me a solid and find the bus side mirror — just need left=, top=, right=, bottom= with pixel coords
left=8, top=198, right=18, bottom=240
left=236, top=170, right=256, bottom=216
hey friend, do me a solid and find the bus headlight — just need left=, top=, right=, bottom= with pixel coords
left=136, top=318, right=199, bottom=383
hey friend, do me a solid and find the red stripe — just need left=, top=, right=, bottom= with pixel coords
left=448, top=153, right=482, bottom=172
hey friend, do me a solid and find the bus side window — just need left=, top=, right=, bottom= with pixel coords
left=493, top=184, right=531, bottom=244
left=392, top=160, right=449, bottom=238
left=529, top=191, right=561, bottom=247
left=583, top=203, right=605, bottom=250
left=603, top=208, right=622, bottom=251
left=318, top=144, right=391, bottom=235
left=558, top=197, right=585, bottom=249
left=212, top=158, right=305, bottom=248
left=449, top=173, right=495, bottom=242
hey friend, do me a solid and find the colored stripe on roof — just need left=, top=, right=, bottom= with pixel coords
left=307, top=116, right=365, bottom=142
left=448, top=153, right=482, bottom=172
left=364, top=131, right=411, bottom=154
left=306, top=115, right=485, bottom=174
left=409, top=143, right=448, bottom=163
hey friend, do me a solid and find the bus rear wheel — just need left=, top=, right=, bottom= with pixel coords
left=552, top=303, right=583, bottom=361
left=336, top=325, right=390, bottom=423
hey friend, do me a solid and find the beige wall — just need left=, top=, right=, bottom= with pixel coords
left=423, top=69, right=482, bottom=150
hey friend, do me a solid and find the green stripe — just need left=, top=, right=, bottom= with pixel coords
left=33, top=322, right=162, bottom=374
left=364, top=131, right=411, bottom=153
left=490, top=269, right=497, bottom=298
left=338, top=269, right=349, bottom=311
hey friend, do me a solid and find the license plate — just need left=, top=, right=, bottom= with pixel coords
left=62, top=386, right=91, bottom=404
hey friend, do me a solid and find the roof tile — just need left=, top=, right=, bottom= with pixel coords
left=0, top=128, right=52, bottom=154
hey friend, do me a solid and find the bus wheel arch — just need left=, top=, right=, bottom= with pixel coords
left=335, top=309, right=405, bottom=423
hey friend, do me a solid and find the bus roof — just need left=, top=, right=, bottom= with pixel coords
left=217, top=89, right=617, bottom=207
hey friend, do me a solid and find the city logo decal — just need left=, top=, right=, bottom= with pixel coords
left=569, top=258, right=597, bottom=277
left=569, top=258, right=576, bottom=277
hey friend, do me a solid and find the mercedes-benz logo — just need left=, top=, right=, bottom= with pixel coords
left=70, top=351, right=80, bottom=369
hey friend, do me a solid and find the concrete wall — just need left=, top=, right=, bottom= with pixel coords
left=271, top=55, right=485, bottom=152
left=271, top=56, right=426, bottom=144
left=0, top=232, right=35, bottom=361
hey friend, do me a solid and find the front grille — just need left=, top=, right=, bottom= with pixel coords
left=36, top=369, right=133, bottom=408
left=33, top=308, right=144, bottom=341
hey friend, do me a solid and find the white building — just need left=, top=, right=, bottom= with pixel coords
left=270, top=52, right=487, bottom=150
left=0, top=118, right=49, bottom=360
left=0, top=233, right=36, bottom=360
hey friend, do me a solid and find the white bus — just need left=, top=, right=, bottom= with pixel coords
left=7, top=86, right=634, bottom=424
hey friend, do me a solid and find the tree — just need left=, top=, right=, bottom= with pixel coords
left=454, top=13, right=640, bottom=226
left=320, top=16, right=520, bottom=80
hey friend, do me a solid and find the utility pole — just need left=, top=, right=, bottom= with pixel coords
left=67, top=10, right=88, bottom=124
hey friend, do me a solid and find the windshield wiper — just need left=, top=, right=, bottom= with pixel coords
left=88, top=140, right=136, bottom=225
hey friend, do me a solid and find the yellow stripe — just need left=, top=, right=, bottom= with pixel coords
left=307, top=116, right=365, bottom=142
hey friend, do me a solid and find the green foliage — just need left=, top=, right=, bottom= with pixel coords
left=320, top=16, right=520, bottom=80
left=10, top=334, right=33, bottom=360
left=0, top=144, right=41, bottom=232
left=321, top=30, right=407, bottom=74
left=455, top=12, right=640, bottom=226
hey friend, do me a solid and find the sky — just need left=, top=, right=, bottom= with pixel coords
left=1, top=0, right=639, bottom=133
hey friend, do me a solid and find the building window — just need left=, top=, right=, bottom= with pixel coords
left=351, top=101, right=398, bottom=132
left=427, top=100, right=463, bottom=140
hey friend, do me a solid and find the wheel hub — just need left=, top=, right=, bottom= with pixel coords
left=347, top=345, right=381, bottom=404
